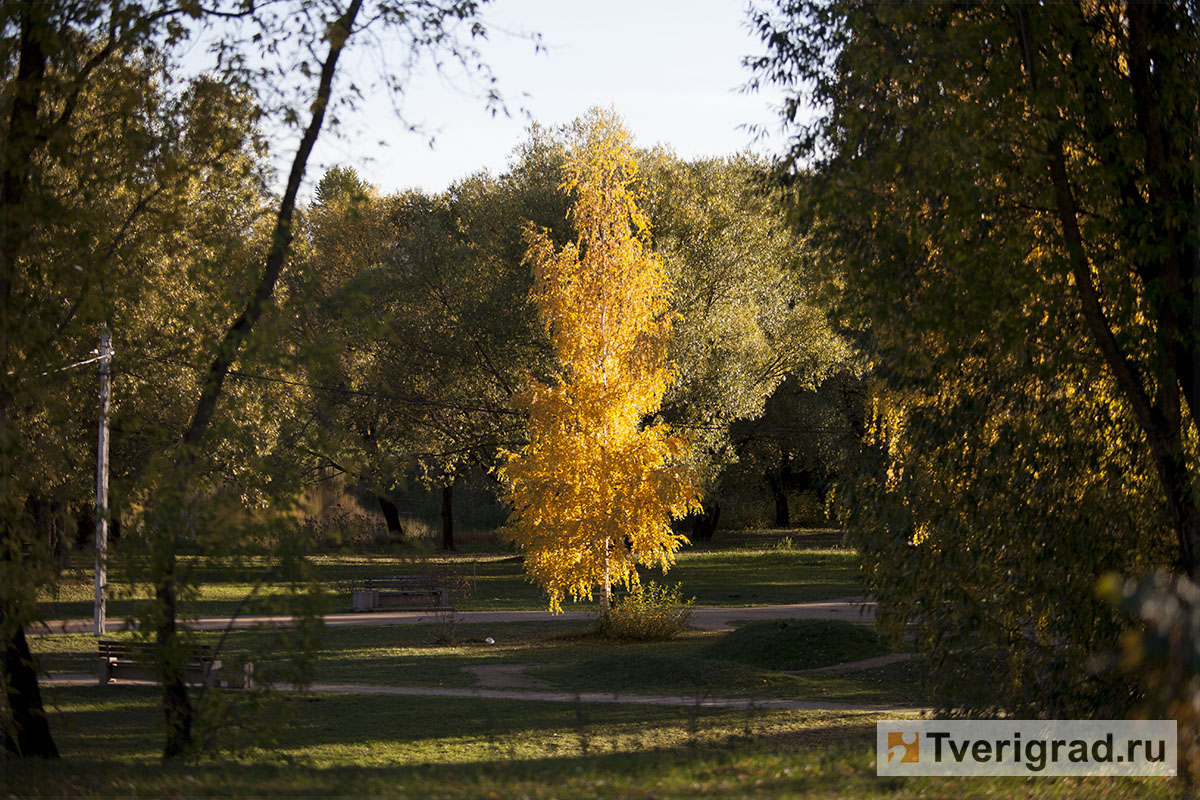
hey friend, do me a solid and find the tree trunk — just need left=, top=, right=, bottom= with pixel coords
left=178, top=0, right=363, bottom=450
left=149, top=0, right=365, bottom=759
left=767, top=473, right=789, bottom=528
left=689, top=501, right=721, bottom=542
left=28, top=497, right=65, bottom=566
left=0, top=12, right=56, bottom=751
left=767, top=448, right=792, bottom=529
left=156, top=549, right=192, bottom=759
left=441, top=482, right=455, bottom=552
left=377, top=496, right=404, bottom=537
left=1, top=613, right=59, bottom=758
left=75, top=510, right=92, bottom=549
left=601, top=539, right=611, bottom=612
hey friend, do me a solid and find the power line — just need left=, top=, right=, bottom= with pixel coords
left=52, top=353, right=108, bottom=373
left=15, top=351, right=112, bottom=378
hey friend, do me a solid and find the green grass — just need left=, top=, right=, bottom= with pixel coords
left=299, top=620, right=592, bottom=688
left=5, top=686, right=1177, bottom=799
left=528, top=639, right=927, bottom=706
left=35, top=554, right=338, bottom=620
left=703, top=618, right=897, bottom=671
left=35, top=532, right=861, bottom=619
left=13, top=528, right=1185, bottom=798
left=29, top=617, right=914, bottom=704
left=642, top=547, right=861, bottom=606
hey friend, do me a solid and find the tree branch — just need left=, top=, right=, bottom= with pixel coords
left=182, top=0, right=365, bottom=450
left=1012, top=3, right=1197, bottom=574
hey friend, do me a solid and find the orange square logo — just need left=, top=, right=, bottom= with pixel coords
left=887, top=731, right=919, bottom=763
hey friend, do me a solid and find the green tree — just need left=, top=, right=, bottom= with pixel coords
left=300, top=168, right=548, bottom=550
left=0, top=34, right=274, bottom=757
left=725, top=370, right=866, bottom=529
left=295, top=167, right=410, bottom=533
left=501, top=109, right=702, bottom=612
left=642, top=152, right=851, bottom=536
left=2, top=0, right=512, bottom=760
left=151, top=0, right=517, bottom=757
left=304, top=136, right=852, bottom=551
left=0, top=1, right=200, bottom=757
left=749, top=0, right=1196, bottom=714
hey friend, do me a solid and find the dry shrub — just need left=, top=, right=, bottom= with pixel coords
left=595, top=582, right=693, bottom=641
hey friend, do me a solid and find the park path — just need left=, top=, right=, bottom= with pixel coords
left=41, top=600, right=919, bottom=716
left=34, top=598, right=876, bottom=636
left=43, top=672, right=923, bottom=715
left=301, top=682, right=923, bottom=713
left=792, top=652, right=914, bottom=675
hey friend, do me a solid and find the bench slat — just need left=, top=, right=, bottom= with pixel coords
left=352, top=577, right=451, bottom=611
left=98, top=640, right=225, bottom=688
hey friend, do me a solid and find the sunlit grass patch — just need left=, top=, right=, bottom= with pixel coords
left=36, top=528, right=863, bottom=622
left=9, top=686, right=1175, bottom=798
left=645, top=547, right=861, bottom=606
left=32, top=616, right=921, bottom=708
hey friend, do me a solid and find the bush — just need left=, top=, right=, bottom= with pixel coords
left=594, top=582, right=693, bottom=641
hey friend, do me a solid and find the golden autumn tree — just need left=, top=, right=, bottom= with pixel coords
left=501, top=109, right=702, bottom=613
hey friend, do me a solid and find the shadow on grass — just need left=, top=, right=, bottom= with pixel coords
left=6, top=693, right=1169, bottom=800
left=16, top=683, right=887, bottom=796
left=38, top=540, right=864, bottom=620
left=31, top=617, right=926, bottom=706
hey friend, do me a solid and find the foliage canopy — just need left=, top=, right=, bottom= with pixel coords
left=501, top=109, right=702, bottom=612
left=749, top=0, right=1197, bottom=716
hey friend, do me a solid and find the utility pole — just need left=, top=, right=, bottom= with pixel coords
left=94, top=327, right=112, bottom=636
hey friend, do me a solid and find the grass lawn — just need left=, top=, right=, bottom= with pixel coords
left=35, top=530, right=862, bottom=619
left=4, top=686, right=1176, bottom=799
left=30, top=617, right=920, bottom=704
left=707, top=618, right=895, bottom=670
left=16, top=529, right=1182, bottom=797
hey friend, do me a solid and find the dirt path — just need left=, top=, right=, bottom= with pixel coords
left=35, top=598, right=876, bottom=635
left=462, top=653, right=915, bottom=691
left=468, top=653, right=914, bottom=690
left=464, top=664, right=549, bottom=690
left=691, top=599, right=875, bottom=630
left=43, top=673, right=924, bottom=714
left=39, top=599, right=903, bottom=713
left=793, top=652, right=915, bottom=675
left=300, top=682, right=924, bottom=714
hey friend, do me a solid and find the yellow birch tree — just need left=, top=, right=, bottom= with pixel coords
left=500, top=109, right=701, bottom=612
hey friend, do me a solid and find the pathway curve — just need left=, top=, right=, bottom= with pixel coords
left=34, top=598, right=876, bottom=635
left=42, top=604, right=920, bottom=716
left=793, top=652, right=915, bottom=675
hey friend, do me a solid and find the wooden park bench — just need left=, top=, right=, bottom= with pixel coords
left=98, top=640, right=254, bottom=689
left=351, top=575, right=451, bottom=612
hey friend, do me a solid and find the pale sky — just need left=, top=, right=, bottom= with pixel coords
left=302, top=0, right=787, bottom=196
